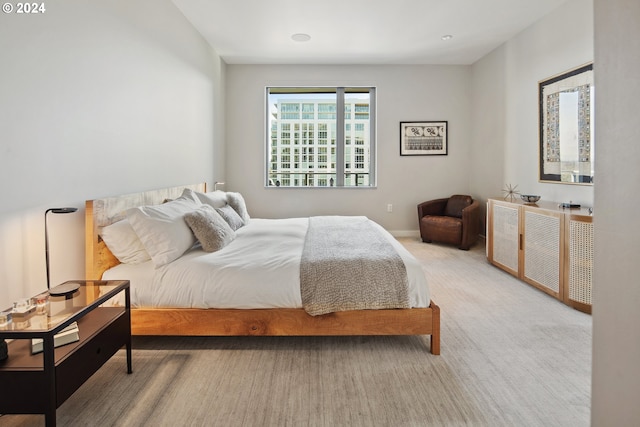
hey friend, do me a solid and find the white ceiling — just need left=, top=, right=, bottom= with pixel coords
left=172, top=0, right=569, bottom=65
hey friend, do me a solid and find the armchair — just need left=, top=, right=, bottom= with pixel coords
left=417, top=195, right=480, bottom=250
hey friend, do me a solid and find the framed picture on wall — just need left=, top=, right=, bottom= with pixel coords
left=400, top=121, right=448, bottom=156
left=539, top=63, right=594, bottom=184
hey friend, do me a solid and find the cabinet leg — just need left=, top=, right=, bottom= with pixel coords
left=45, top=410, right=57, bottom=427
left=126, top=343, right=132, bottom=374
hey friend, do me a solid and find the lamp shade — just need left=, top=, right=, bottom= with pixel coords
left=45, top=207, right=78, bottom=291
left=47, top=208, right=77, bottom=214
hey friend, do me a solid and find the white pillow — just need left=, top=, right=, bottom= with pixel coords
left=100, top=219, right=151, bottom=264
left=126, top=190, right=201, bottom=267
left=196, top=191, right=228, bottom=209
left=226, top=192, right=250, bottom=223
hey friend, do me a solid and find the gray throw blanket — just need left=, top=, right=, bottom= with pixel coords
left=300, top=216, right=410, bottom=316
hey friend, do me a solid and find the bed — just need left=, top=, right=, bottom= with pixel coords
left=85, top=183, right=440, bottom=354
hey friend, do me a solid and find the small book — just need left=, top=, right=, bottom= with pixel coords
left=31, top=322, right=80, bottom=354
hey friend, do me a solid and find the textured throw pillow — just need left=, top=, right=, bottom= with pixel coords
left=215, top=204, right=245, bottom=231
left=100, top=219, right=151, bottom=264
left=184, top=205, right=235, bottom=252
left=126, top=191, right=201, bottom=267
left=226, top=192, right=250, bottom=224
left=444, top=195, right=472, bottom=218
left=196, top=190, right=228, bottom=209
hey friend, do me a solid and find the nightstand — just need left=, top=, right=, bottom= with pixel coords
left=0, top=280, right=131, bottom=427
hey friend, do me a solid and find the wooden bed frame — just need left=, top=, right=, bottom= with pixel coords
left=85, top=183, right=440, bottom=355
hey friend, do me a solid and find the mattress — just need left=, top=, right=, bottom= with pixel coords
left=102, top=217, right=430, bottom=309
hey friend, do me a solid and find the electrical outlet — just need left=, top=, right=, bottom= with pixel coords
left=387, top=204, right=393, bottom=213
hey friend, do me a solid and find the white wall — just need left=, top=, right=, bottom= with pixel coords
left=0, top=0, right=225, bottom=307
left=470, top=0, right=594, bottom=225
left=225, top=65, right=472, bottom=233
left=468, top=0, right=640, bottom=422
left=592, top=0, right=640, bottom=424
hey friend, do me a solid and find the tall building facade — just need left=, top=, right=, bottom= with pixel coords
left=268, top=99, right=371, bottom=187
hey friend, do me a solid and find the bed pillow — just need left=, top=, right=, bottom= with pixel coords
left=226, top=192, right=250, bottom=224
left=100, top=219, right=151, bottom=264
left=196, top=190, right=228, bottom=209
left=215, top=204, right=245, bottom=231
left=126, top=191, right=201, bottom=267
left=180, top=187, right=203, bottom=203
left=184, top=205, right=236, bottom=252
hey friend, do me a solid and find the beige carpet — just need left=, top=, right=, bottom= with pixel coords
left=1, top=238, right=592, bottom=427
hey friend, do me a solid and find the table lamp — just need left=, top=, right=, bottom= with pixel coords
left=45, top=207, right=80, bottom=296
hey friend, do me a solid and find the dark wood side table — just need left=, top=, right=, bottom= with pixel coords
left=0, top=280, right=132, bottom=426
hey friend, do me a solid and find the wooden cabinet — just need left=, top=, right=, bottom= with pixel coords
left=564, top=213, right=594, bottom=313
left=521, top=205, right=564, bottom=299
left=487, top=199, right=592, bottom=313
left=487, top=200, right=520, bottom=276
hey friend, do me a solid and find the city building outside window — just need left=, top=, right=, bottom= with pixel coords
left=266, top=87, right=376, bottom=187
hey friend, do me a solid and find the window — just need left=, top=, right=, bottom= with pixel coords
left=266, top=87, right=376, bottom=187
left=281, top=103, right=300, bottom=120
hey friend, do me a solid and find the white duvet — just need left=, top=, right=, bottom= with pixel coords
left=102, top=217, right=430, bottom=309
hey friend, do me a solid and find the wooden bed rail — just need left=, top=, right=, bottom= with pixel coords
left=130, top=304, right=440, bottom=355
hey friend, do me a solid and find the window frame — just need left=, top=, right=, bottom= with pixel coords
left=265, top=86, right=376, bottom=188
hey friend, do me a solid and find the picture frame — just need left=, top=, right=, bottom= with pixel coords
left=400, top=121, right=448, bottom=156
left=539, top=63, right=594, bottom=184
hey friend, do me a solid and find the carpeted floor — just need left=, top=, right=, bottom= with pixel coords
left=1, top=238, right=592, bottom=427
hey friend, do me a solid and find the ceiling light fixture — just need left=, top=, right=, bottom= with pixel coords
left=291, top=33, right=311, bottom=42
left=441, top=34, right=453, bottom=41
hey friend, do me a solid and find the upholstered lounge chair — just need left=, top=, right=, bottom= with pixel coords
left=417, top=195, right=480, bottom=250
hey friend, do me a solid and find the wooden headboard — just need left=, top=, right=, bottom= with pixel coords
left=85, top=183, right=207, bottom=280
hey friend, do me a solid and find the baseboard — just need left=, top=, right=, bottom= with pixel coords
left=389, top=230, right=486, bottom=240
left=389, top=230, right=420, bottom=238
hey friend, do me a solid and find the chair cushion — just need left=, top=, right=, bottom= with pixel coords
left=444, top=195, right=473, bottom=218
left=421, top=215, right=463, bottom=245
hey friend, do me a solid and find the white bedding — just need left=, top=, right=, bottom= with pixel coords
left=102, top=217, right=430, bottom=309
